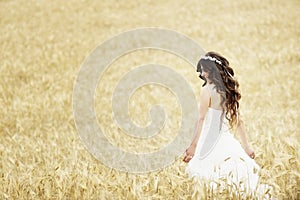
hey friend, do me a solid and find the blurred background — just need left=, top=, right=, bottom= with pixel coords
left=1, top=0, right=299, bottom=199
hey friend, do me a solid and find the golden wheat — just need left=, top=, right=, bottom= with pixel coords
left=0, top=0, right=299, bottom=199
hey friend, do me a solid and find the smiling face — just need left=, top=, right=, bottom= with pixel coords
left=200, top=66, right=209, bottom=80
left=197, top=64, right=209, bottom=81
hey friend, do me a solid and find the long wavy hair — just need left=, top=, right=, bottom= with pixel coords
left=197, top=51, right=241, bottom=129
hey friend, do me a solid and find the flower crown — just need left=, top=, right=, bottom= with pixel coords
left=200, top=55, right=222, bottom=65
left=200, top=55, right=234, bottom=78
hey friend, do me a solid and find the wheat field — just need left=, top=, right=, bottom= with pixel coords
left=0, top=0, right=299, bottom=199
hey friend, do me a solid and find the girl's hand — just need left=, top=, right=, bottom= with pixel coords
left=244, top=146, right=255, bottom=159
left=183, top=144, right=196, bottom=163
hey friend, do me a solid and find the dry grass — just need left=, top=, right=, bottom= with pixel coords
left=1, top=0, right=299, bottom=199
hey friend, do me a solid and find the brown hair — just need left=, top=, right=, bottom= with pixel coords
left=197, top=51, right=241, bottom=129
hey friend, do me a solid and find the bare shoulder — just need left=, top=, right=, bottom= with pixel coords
left=201, top=84, right=212, bottom=94
left=201, top=84, right=209, bottom=92
left=200, top=84, right=211, bottom=98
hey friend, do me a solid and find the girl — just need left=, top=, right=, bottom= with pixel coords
left=183, top=51, right=260, bottom=193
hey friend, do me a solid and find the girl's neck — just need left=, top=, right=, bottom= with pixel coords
left=207, top=80, right=213, bottom=85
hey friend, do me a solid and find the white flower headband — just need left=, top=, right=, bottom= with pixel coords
left=200, top=55, right=234, bottom=79
left=200, top=55, right=222, bottom=65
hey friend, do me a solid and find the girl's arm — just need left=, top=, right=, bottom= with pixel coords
left=190, top=86, right=210, bottom=146
left=183, top=86, right=210, bottom=163
left=236, top=113, right=256, bottom=159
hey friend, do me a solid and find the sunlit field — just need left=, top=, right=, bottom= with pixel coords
left=1, top=0, right=299, bottom=199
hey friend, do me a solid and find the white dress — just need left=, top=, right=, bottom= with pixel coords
left=185, top=85, right=261, bottom=193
